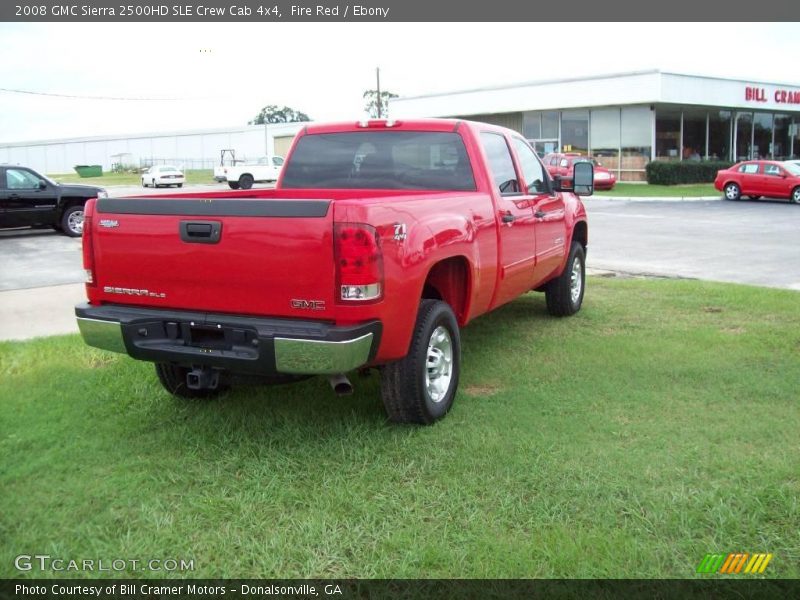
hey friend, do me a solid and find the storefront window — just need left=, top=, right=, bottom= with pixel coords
left=735, top=113, right=753, bottom=161
left=682, top=109, right=707, bottom=160
left=621, top=106, right=652, bottom=182
left=523, top=111, right=541, bottom=140
left=542, top=111, right=559, bottom=139
left=561, top=110, right=589, bottom=154
left=773, top=114, right=792, bottom=160
left=752, top=113, right=773, bottom=159
left=793, top=118, right=800, bottom=159
left=708, top=110, right=731, bottom=161
left=656, top=107, right=681, bottom=160
left=590, top=108, right=620, bottom=173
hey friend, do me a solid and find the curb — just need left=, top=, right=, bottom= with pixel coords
left=589, top=195, right=721, bottom=202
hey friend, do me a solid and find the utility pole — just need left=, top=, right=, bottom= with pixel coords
left=376, top=67, right=382, bottom=118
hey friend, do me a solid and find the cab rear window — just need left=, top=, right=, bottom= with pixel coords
left=281, top=131, right=476, bottom=191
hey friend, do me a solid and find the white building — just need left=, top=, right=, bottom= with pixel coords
left=0, top=122, right=306, bottom=175
left=391, top=69, right=800, bottom=181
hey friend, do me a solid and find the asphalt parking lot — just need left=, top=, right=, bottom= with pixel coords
left=585, top=197, right=800, bottom=290
left=1, top=188, right=799, bottom=341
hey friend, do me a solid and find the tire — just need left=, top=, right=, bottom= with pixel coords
left=748, top=195, right=761, bottom=200
left=60, top=205, right=85, bottom=237
left=142, top=179, right=147, bottom=188
left=724, top=182, right=741, bottom=201
left=228, top=182, right=241, bottom=190
left=152, top=179, right=158, bottom=188
left=545, top=241, right=586, bottom=317
left=155, top=363, right=227, bottom=399
left=177, top=183, right=183, bottom=188
left=791, top=187, right=800, bottom=204
left=238, top=174, right=254, bottom=190
left=380, top=299, right=461, bottom=424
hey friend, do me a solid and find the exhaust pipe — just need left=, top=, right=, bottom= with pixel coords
left=328, top=373, right=353, bottom=396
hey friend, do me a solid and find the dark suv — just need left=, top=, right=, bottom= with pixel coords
left=0, top=165, right=107, bottom=237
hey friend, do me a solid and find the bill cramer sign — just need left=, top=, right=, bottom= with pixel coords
left=745, top=85, right=800, bottom=104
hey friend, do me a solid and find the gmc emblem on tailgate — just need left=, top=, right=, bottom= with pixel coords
left=291, top=299, right=326, bottom=310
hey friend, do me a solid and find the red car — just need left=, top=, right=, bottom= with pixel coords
left=543, top=152, right=616, bottom=191
left=715, top=160, right=800, bottom=203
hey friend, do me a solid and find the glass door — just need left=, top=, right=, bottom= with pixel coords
left=532, top=139, right=559, bottom=157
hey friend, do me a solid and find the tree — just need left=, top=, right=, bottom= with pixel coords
left=249, top=105, right=311, bottom=125
left=363, top=90, right=399, bottom=118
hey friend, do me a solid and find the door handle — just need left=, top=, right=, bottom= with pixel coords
left=501, top=213, right=516, bottom=223
left=179, top=220, right=222, bottom=244
left=534, top=210, right=546, bottom=219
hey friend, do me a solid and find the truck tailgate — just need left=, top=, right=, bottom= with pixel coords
left=89, top=197, right=335, bottom=318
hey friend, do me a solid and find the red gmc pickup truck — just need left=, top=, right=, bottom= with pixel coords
left=76, top=119, right=591, bottom=424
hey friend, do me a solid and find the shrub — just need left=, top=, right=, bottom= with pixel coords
left=645, top=160, right=734, bottom=185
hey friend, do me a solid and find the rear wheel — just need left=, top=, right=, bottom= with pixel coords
left=380, top=299, right=461, bottom=424
left=545, top=241, right=585, bottom=317
left=239, top=174, right=254, bottom=190
left=228, top=181, right=241, bottom=190
left=155, top=363, right=227, bottom=399
left=791, top=187, right=800, bottom=204
left=61, top=205, right=85, bottom=237
left=724, top=182, right=741, bottom=201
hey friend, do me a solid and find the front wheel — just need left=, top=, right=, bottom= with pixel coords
left=228, top=181, right=241, bottom=190
left=380, top=299, right=461, bottom=424
left=791, top=187, right=800, bottom=204
left=61, top=205, right=85, bottom=237
left=545, top=241, right=585, bottom=317
left=152, top=179, right=158, bottom=188
left=724, top=182, right=741, bottom=201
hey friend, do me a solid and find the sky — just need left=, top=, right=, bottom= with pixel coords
left=1, top=22, right=799, bottom=143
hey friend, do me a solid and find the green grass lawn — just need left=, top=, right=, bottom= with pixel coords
left=1, top=278, right=798, bottom=579
left=49, top=170, right=214, bottom=187
left=593, top=183, right=719, bottom=197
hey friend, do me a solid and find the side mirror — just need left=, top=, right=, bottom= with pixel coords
left=572, top=162, right=594, bottom=196
left=39, top=180, right=47, bottom=190
left=552, top=175, right=572, bottom=192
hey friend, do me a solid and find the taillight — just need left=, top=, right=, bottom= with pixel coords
left=83, top=199, right=96, bottom=287
left=334, top=223, right=383, bottom=301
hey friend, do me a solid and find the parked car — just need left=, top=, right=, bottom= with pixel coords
left=216, top=156, right=284, bottom=189
left=542, top=152, right=616, bottom=190
left=75, top=119, right=592, bottom=425
left=141, top=165, right=185, bottom=188
left=714, top=160, right=800, bottom=203
left=0, top=165, right=106, bottom=236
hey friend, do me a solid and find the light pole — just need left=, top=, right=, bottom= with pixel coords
left=376, top=67, right=381, bottom=119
